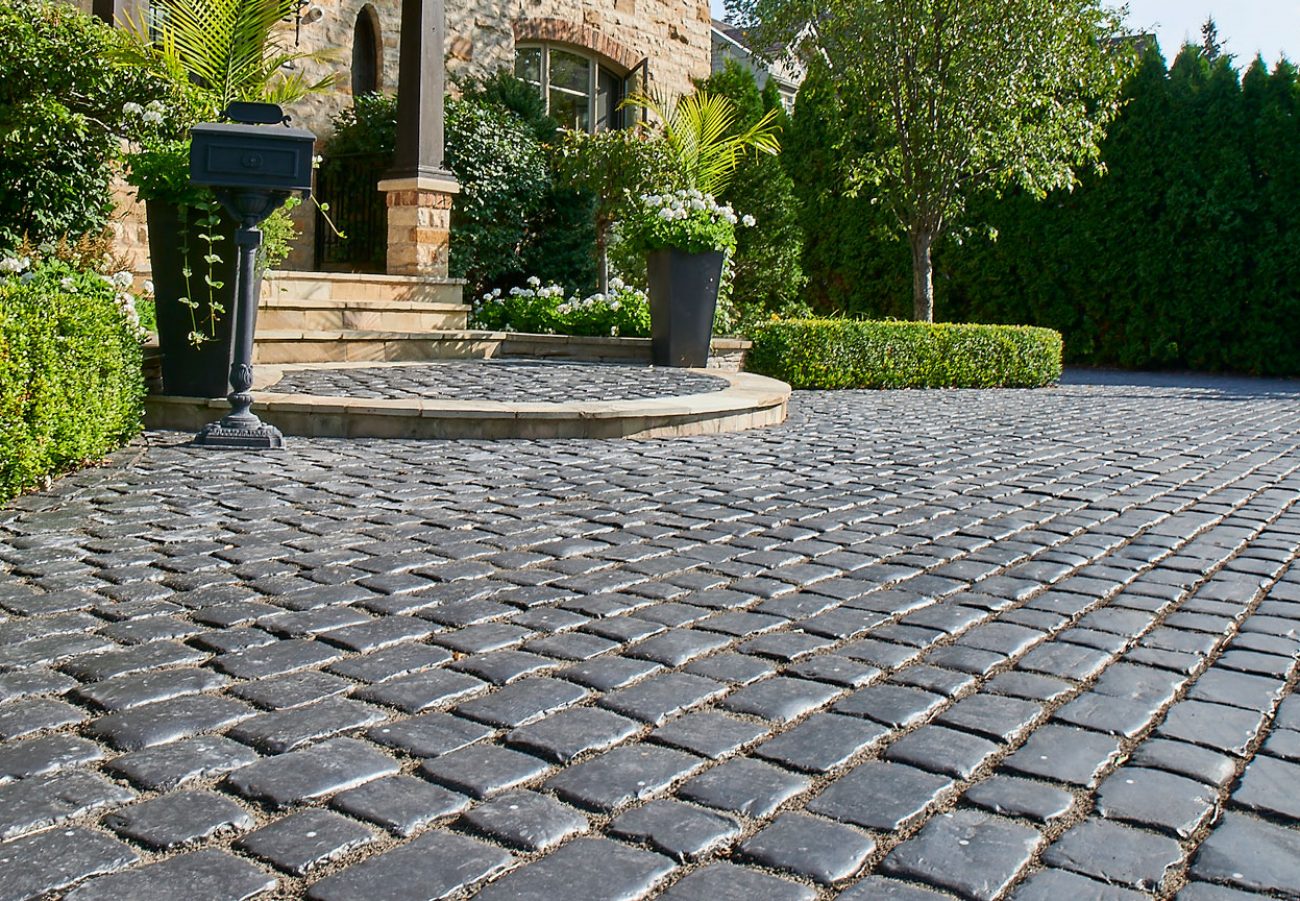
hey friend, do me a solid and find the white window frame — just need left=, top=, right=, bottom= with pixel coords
left=515, top=43, right=626, bottom=132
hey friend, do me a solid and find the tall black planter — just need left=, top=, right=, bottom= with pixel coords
left=146, top=201, right=242, bottom=397
left=645, top=248, right=724, bottom=368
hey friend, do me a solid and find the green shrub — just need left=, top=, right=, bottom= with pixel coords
left=746, top=319, right=1063, bottom=389
left=470, top=278, right=650, bottom=338
left=0, top=259, right=145, bottom=503
left=0, top=0, right=159, bottom=251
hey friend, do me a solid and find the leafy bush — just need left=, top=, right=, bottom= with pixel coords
left=746, top=319, right=1063, bottom=389
left=0, top=258, right=145, bottom=503
left=470, top=277, right=650, bottom=338
left=0, top=0, right=159, bottom=251
left=697, top=63, right=807, bottom=321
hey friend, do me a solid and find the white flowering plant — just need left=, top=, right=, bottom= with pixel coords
left=0, top=254, right=150, bottom=343
left=622, top=189, right=755, bottom=256
left=470, top=276, right=652, bottom=338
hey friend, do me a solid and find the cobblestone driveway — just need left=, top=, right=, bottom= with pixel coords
left=2, top=371, right=1299, bottom=901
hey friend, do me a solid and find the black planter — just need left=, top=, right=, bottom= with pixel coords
left=146, top=201, right=242, bottom=397
left=645, top=248, right=724, bottom=368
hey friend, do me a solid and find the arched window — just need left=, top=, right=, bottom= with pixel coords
left=515, top=44, right=626, bottom=131
left=351, top=6, right=380, bottom=96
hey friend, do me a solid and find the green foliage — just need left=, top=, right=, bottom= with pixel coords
left=930, top=43, right=1300, bottom=376
left=445, top=97, right=552, bottom=295
left=470, top=278, right=651, bottom=337
left=0, top=0, right=159, bottom=251
left=625, top=90, right=780, bottom=195
left=783, top=63, right=910, bottom=319
left=730, top=0, right=1135, bottom=321
left=0, top=259, right=144, bottom=503
left=115, top=0, right=335, bottom=123
left=745, top=319, right=1063, bottom=389
left=696, top=64, right=805, bottom=321
left=324, top=77, right=597, bottom=297
left=555, top=129, right=679, bottom=291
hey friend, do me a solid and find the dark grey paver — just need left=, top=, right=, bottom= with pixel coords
left=678, top=757, right=811, bottom=818
left=837, top=876, right=956, bottom=900
left=86, top=694, right=253, bottom=751
left=720, top=676, right=843, bottom=723
left=330, top=775, right=469, bottom=836
left=755, top=712, right=888, bottom=772
left=885, top=725, right=1002, bottom=779
left=225, top=737, right=399, bottom=807
left=741, top=812, right=875, bottom=884
left=1042, top=817, right=1185, bottom=892
left=1095, top=766, right=1218, bottom=836
left=964, top=775, right=1075, bottom=822
left=506, top=706, right=640, bottom=762
left=610, top=799, right=742, bottom=861
left=454, top=677, right=589, bottom=727
left=883, top=809, right=1043, bottom=901
left=807, top=761, right=953, bottom=831
left=104, top=735, right=259, bottom=791
left=306, top=829, right=513, bottom=901
left=1129, top=738, right=1239, bottom=787
left=235, top=809, right=377, bottom=875
left=547, top=743, right=705, bottom=811
left=419, top=743, right=549, bottom=799
left=1230, top=754, right=1300, bottom=820
left=1156, top=699, right=1268, bottom=756
left=0, top=827, right=139, bottom=901
left=102, top=790, right=254, bottom=849
left=1011, top=868, right=1148, bottom=900
left=458, top=790, right=588, bottom=851
left=474, top=837, right=674, bottom=901
left=1190, top=813, right=1300, bottom=896
left=649, top=710, right=768, bottom=758
left=659, top=862, right=816, bottom=901
left=0, top=769, right=135, bottom=840
left=227, top=698, right=387, bottom=754
left=0, top=734, right=103, bottom=780
left=366, top=710, right=493, bottom=758
left=65, top=849, right=276, bottom=901
left=1002, top=725, right=1123, bottom=787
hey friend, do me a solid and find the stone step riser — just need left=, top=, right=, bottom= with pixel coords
left=262, top=273, right=464, bottom=305
left=257, top=309, right=469, bottom=332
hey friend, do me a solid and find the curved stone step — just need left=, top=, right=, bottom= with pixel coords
left=145, top=364, right=789, bottom=440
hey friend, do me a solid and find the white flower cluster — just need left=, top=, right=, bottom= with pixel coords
left=123, top=99, right=167, bottom=126
left=0, top=255, right=32, bottom=275
left=475, top=276, right=647, bottom=337
left=639, top=189, right=756, bottom=228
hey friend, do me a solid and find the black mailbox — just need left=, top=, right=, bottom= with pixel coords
left=190, top=120, right=315, bottom=193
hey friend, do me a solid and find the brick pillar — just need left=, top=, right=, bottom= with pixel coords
left=377, top=175, right=459, bottom=277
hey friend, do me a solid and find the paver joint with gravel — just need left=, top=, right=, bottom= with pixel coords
left=0, top=370, right=1299, bottom=900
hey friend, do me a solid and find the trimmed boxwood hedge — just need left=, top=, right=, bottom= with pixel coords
left=1, top=262, right=144, bottom=503
left=746, top=319, right=1063, bottom=389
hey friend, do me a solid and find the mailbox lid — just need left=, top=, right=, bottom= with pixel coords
left=190, top=123, right=316, bottom=192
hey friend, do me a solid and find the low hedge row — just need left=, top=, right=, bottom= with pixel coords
left=1, top=261, right=144, bottom=503
left=745, top=318, right=1063, bottom=389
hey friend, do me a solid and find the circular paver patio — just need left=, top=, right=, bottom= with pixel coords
left=2, top=370, right=1299, bottom=900
left=265, top=360, right=730, bottom=402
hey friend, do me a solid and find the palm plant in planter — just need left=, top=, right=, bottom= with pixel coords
left=623, top=92, right=778, bottom=367
left=114, top=0, right=333, bottom=397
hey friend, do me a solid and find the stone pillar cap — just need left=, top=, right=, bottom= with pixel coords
left=378, top=175, right=461, bottom=195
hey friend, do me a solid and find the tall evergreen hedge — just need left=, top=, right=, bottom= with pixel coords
left=790, top=43, right=1300, bottom=376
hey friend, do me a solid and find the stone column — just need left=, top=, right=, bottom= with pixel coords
left=382, top=0, right=460, bottom=277
left=376, top=174, right=459, bottom=276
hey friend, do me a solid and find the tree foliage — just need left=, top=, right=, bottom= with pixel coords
left=728, top=0, right=1135, bottom=321
left=0, top=0, right=158, bottom=250
left=696, top=63, right=806, bottom=321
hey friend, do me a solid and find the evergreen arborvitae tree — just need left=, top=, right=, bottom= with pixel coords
left=1240, top=58, right=1300, bottom=375
left=783, top=63, right=910, bottom=318
left=696, top=62, right=806, bottom=321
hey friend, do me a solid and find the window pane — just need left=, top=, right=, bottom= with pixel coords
left=548, top=49, right=590, bottom=95
left=515, top=47, right=542, bottom=87
left=596, top=67, right=621, bottom=130
left=550, top=88, right=590, bottom=131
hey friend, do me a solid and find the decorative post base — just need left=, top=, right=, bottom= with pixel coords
left=194, top=419, right=285, bottom=449
left=378, top=175, right=460, bottom=277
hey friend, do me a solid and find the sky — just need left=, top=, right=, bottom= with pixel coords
left=709, top=1, right=1300, bottom=65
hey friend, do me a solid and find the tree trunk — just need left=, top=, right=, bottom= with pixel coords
left=596, top=224, right=609, bottom=295
left=910, top=230, right=935, bottom=322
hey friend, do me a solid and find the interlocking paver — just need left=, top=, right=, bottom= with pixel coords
left=6, top=374, right=1300, bottom=897
left=0, top=827, right=139, bottom=901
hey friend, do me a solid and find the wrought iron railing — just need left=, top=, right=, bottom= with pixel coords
left=313, top=151, right=389, bottom=272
